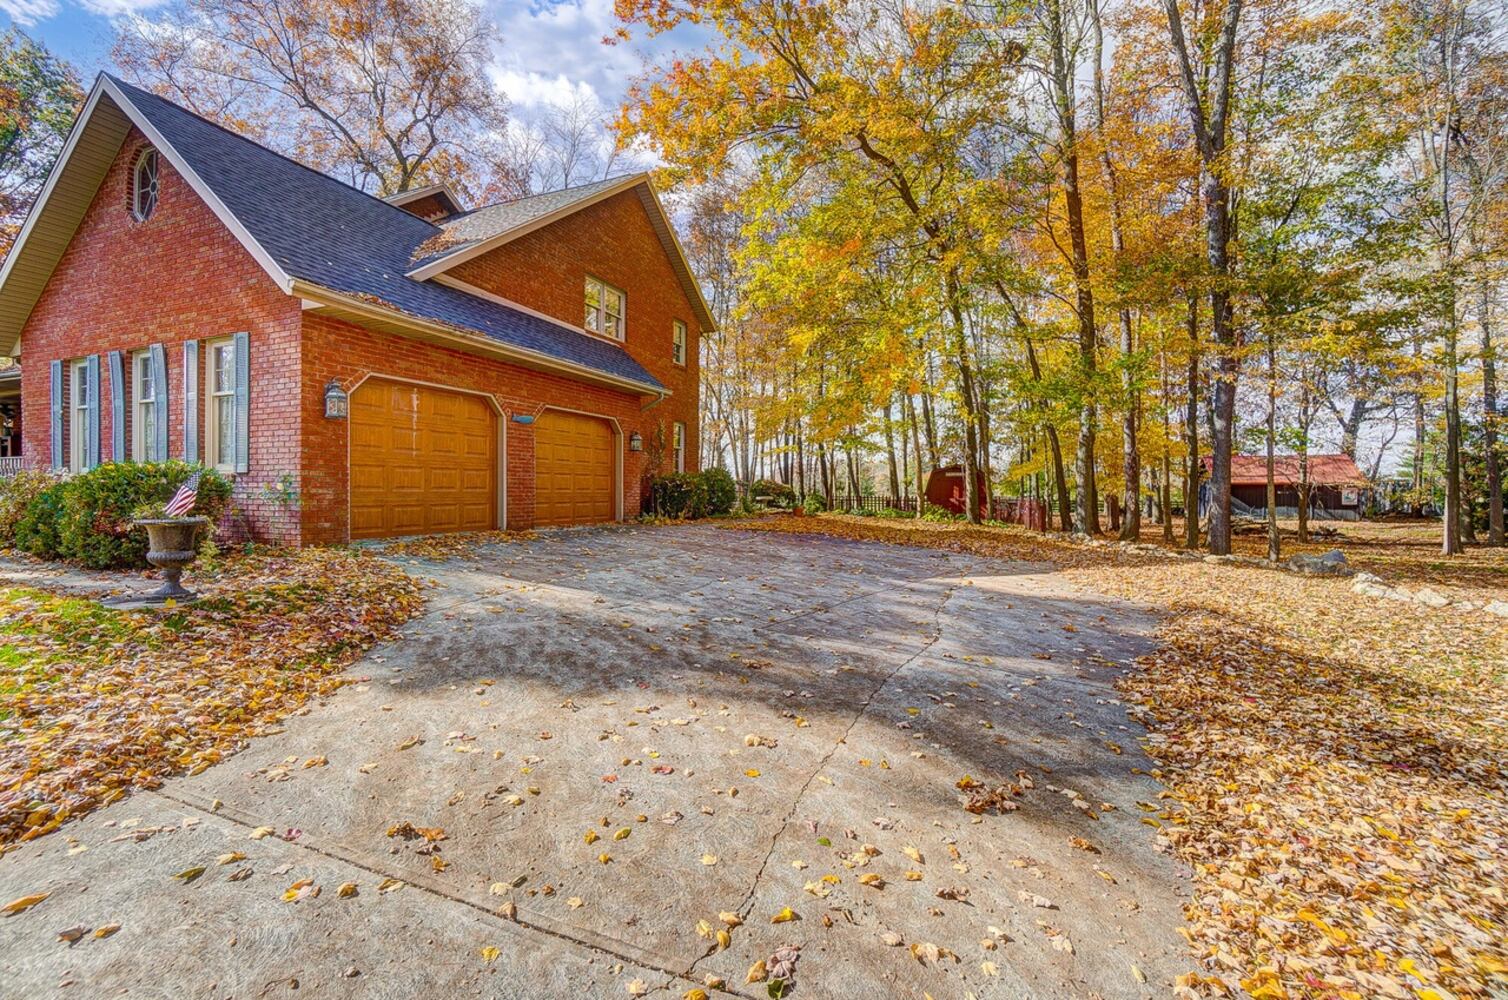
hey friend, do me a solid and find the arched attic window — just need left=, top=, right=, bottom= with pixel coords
left=132, top=148, right=159, bottom=222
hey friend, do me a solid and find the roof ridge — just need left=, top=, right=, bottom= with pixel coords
left=450, top=173, right=645, bottom=221
left=103, top=73, right=442, bottom=234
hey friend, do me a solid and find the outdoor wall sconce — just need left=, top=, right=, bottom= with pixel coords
left=628, top=431, right=643, bottom=452
left=323, top=380, right=348, bottom=419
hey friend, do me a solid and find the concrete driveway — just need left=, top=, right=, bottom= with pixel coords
left=0, top=524, right=1188, bottom=999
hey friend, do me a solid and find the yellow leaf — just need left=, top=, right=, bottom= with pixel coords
left=614, top=827, right=631, bottom=841
left=93, top=923, right=120, bottom=938
left=746, top=960, right=767, bottom=983
left=337, top=882, right=358, bottom=898
left=481, top=945, right=500, bottom=964
left=744, top=769, right=761, bottom=778
left=683, top=991, right=708, bottom=1000
left=584, top=830, right=599, bottom=844
left=173, top=866, right=206, bottom=883
left=2, top=893, right=49, bottom=915
left=858, top=873, right=885, bottom=888
left=701, top=854, right=718, bottom=866
left=716, top=928, right=730, bottom=950
left=770, top=907, right=799, bottom=923
left=718, top=911, right=742, bottom=927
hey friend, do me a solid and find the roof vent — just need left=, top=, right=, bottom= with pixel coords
left=384, top=184, right=464, bottom=222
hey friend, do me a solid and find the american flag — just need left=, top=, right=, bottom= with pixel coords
left=164, top=471, right=202, bottom=517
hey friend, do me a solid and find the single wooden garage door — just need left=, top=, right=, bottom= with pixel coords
left=534, top=409, right=614, bottom=527
left=349, top=379, right=496, bottom=539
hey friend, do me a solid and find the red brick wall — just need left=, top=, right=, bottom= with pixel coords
left=18, top=126, right=305, bottom=543
left=19, top=125, right=703, bottom=547
left=449, top=187, right=700, bottom=474
left=301, top=312, right=676, bottom=540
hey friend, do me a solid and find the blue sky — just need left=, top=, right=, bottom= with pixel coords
left=0, top=0, right=702, bottom=120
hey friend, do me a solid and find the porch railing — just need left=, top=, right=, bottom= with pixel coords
left=0, top=456, right=24, bottom=477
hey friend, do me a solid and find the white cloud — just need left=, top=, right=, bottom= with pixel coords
left=77, top=0, right=168, bottom=15
left=0, top=0, right=60, bottom=25
left=485, top=0, right=708, bottom=117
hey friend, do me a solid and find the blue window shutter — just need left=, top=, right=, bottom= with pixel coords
left=86, top=354, right=100, bottom=469
left=108, top=351, right=125, bottom=460
left=232, top=331, right=249, bottom=473
left=49, top=359, right=63, bottom=469
left=182, top=340, right=199, bottom=463
left=149, top=343, right=168, bottom=462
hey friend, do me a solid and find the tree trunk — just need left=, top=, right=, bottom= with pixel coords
left=1266, top=330, right=1280, bottom=562
left=906, top=392, right=926, bottom=520
left=884, top=400, right=902, bottom=499
left=1163, top=0, right=1242, bottom=556
left=1481, top=277, right=1504, bottom=545
left=1091, top=0, right=1139, bottom=541
left=920, top=385, right=939, bottom=470
left=1297, top=382, right=1311, bottom=543
left=1184, top=295, right=1200, bottom=549
left=1443, top=283, right=1463, bottom=555
left=945, top=279, right=983, bottom=525
left=1048, top=0, right=1100, bottom=536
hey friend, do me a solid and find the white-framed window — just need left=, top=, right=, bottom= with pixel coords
left=672, top=320, right=687, bottom=366
left=204, top=338, right=239, bottom=471
left=584, top=276, right=625, bottom=340
left=132, top=149, right=159, bottom=222
left=673, top=421, right=686, bottom=474
left=69, top=359, right=89, bottom=472
left=132, top=350, right=159, bottom=461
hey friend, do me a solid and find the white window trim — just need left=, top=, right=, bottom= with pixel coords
left=204, top=337, right=239, bottom=473
left=132, top=149, right=159, bottom=222
left=585, top=275, right=626, bottom=342
left=673, top=421, right=686, bottom=474
left=131, top=350, right=154, bottom=461
left=69, top=359, right=88, bottom=472
left=672, top=320, right=687, bottom=367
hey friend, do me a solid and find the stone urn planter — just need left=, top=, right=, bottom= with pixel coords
left=133, top=516, right=209, bottom=602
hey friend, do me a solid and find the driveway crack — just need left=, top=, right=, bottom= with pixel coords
left=665, top=562, right=978, bottom=993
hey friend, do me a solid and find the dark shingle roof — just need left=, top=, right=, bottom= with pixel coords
left=414, top=176, right=629, bottom=267
left=107, top=76, right=662, bottom=391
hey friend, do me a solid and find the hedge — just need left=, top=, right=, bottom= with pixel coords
left=2, top=461, right=232, bottom=568
left=647, top=467, right=738, bottom=520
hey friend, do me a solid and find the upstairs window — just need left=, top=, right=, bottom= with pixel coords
left=585, top=276, right=625, bottom=340
left=132, top=149, right=159, bottom=221
left=672, top=320, right=687, bottom=366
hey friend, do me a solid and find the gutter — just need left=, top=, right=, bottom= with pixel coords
left=290, top=279, right=669, bottom=399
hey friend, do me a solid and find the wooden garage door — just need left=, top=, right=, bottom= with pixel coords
left=349, top=379, right=496, bottom=539
left=534, top=409, right=614, bottom=527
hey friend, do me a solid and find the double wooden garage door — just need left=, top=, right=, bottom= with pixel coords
left=349, top=379, right=613, bottom=538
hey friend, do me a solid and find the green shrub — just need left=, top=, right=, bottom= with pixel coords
left=13, top=480, right=68, bottom=558
left=876, top=506, right=912, bottom=519
left=750, top=479, right=796, bottom=509
left=649, top=472, right=708, bottom=519
left=699, top=467, right=737, bottom=516
left=57, top=462, right=233, bottom=569
left=0, top=469, right=63, bottom=546
left=802, top=494, right=827, bottom=515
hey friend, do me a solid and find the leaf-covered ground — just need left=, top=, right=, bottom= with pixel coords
left=0, top=547, right=424, bottom=847
left=729, top=514, right=1508, bottom=1000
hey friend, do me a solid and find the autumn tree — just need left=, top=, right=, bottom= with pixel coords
left=617, top=0, right=1026, bottom=524
left=114, top=0, right=508, bottom=197
left=0, top=30, right=82, bottom=257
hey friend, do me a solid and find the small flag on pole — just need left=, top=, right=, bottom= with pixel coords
left=164, top=471, right=202, bottom=517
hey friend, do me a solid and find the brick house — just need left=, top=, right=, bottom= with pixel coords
left=0, top=75, right=710, bottom=543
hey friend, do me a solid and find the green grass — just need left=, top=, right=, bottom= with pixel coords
left=0, top=586, right=150, bottom=726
